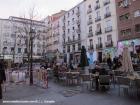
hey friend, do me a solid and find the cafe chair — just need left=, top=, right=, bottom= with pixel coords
left=117, top=76, right=131, bottom=96
left=81, top=74, right=92, bottom=92
left=98, top=75, right=111, bottom=91
left=136, top=79, right=140, bottom=98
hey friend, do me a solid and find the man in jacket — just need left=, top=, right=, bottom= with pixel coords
left=0, top=59, right=6, bottom=99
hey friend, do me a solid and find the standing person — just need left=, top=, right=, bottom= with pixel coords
left=107, top=55, right=112, bottom=70
left=0, top=59, right=6, bottom=99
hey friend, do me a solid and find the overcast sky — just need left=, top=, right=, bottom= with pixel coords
left=0, top=0, right=83, bottom=19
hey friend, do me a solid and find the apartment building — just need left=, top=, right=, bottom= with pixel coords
left=44, top=10, right=66, bottom=61
left=61, top=1, right=87, bottom=64
left=116, top=0, right=140, bottom=55
left=0, top=16, right=47, bottom=63
left=85, top=0, right=118, bottom=62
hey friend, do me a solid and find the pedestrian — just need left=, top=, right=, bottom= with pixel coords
left=0, top=59, right=6, bottom=99
left=107, top=55, right=112, bottom=70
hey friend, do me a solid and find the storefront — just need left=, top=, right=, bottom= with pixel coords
left=103, top=47, right=117, bottom=60
left=118, top=39, right=140, bottom=56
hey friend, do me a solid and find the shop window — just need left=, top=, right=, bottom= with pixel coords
left=135, top=24, right=140, bottom=32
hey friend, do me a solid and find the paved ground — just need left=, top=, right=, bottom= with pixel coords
left=0, top=81, right=140, bottom=105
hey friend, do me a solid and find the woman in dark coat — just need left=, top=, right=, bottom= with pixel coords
left=0, top=59, right=6, bottom=99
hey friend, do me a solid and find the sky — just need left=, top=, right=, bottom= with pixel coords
left=0, top=0, right=83, bottom=20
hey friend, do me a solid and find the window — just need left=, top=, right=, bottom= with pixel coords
left=72, top=27, right=75, bottom=30
left=105, top=6, right=110, bottom=13
left=11, top=47, right=14, bottom=52
left=68, top=29, right=70, bottom=33
left=106, top=20, right=111, bottom=27
left=67, top=45, right=70, bottom=52
left=68, top=12, right=70, bottom=17
left=72, top=44, right=75, bottom=51
left=24, top=48, right=27, bottom=53
left=98, top=37, right=102, bottom=44
left=89, top=39, right=93, bottom=47
left=68, top=21, right=70, bottom=25
left=78, top=43, right=81, bottom=50
left=68, top=36, right=70, bottom=41
left=73, top=35, right=75, bottom=41
left=118, top=0, right=130, bottom=8
left=89, top=15, right=92, bottom=20
left=78, top=34, right=81, bottom=39
left=120, top=29, right=131, bottom=36
left=96, top=23, right=101, bottom=33
left=88, top=4, right=91, bottom=8
left=72, top=10, right=74, bottom=15
left=134, top=10, right=140, bottom=17
left=135, top=24, right=140, bottom=32
left=89, top=26, right=92, bottom=32
left=18, top=48, right=21, bottom=53
left=72, top=18, right=75, bottom=24
left=107, top=35, right=112, bottom=41
left=96, top=11, right=100, bottom=18
left=119, top=13, right=130, bottom=21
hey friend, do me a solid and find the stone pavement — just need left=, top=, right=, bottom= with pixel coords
left=0, top=81, right=140, bottom=105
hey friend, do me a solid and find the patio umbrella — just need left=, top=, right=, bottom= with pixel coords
left=122, top=47, right=134, bottom=73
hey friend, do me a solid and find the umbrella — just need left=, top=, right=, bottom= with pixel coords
left=122, top=47, right=134, bottom=73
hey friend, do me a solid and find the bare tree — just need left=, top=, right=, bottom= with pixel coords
left=11, top=6, right=47, bottom=85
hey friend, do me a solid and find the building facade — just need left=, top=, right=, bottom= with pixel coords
left=44, top=10, right=66, bottom=61
left=85, top=0, right=118, bottom=62
left=116, top=0, right=140, bottom=56
left=61, top=1, right=87, bottom=64
left=0, top=16, right=47, bottom=63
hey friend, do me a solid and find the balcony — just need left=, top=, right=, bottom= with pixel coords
left=94, top=4, right=100, bottom=10
left=76, top=29, right=81, bottom=34
left=96, top=43, right=103, bottom=50
left=62, top=26, right=65, bottom=30
left=87, top=8, right=92, bottom=14
left=87, top=19, right=93, bottom=25
left=76, top=11, right=80, bottom=16
left=95, top=29, right=102, bottom=35
left=88, top=45, right=94, bottom=50
left=103, top=0, right=110, bottom=6
left=88, top=32, right=93, bottom=37
left=95, top=16, right=101, bottom=22
left=76, top=19, right=80, bottom=25
left=65, top=39, right=81, bottom=45
left=105, top=26, right=112, bottom=33
left=104, top=12, right=111, bottom=18
left=105, top=40, right=113, bottom=48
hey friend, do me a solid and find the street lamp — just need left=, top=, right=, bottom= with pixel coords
left=29, top=27, right=36, bottom=85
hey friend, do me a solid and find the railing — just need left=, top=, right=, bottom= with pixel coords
left=95, top=30, right=102, bottom=35
left=105, top=41, right=113, bottom=48
left=104, top=12, right=111, bottom=18
left=95, top=4, right=100, bottom=10
left=96, top=43, right=103, bottom=49
left=87, top=8, right=92, bottom=14
left=5, top=69, right=48, bottom=89
left=95, top=16, right=101, bottom=22
left=88, top=32, right=93, bottom=37
left=103, top=0, right=110, bottom=6
left=105, top=26, right=112, bottom=33
left=87, top=19, right=93, bottom=25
